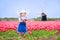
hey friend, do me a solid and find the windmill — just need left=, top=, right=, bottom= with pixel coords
left=40, top=0, right=47, bottom=21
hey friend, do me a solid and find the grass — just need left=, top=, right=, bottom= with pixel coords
left=57, top=36, right=60, bottom=40
left=0, top=30, right=58, bottom=40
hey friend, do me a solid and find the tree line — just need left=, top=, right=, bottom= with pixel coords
left=0, top=17, right=60, bottom=21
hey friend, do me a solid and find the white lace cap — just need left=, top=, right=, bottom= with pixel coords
left=16, top=9, right=29, bottom=16
left=19, top=10, right=27, bottom=14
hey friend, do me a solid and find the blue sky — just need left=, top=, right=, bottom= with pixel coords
left=0, top=0, right=60, bottom=18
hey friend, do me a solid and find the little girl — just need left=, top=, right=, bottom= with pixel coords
left=17, top=10, right=27, bottom=37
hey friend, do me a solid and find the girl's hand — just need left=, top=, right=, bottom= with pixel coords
left=18, top=20, right=20, bottom=23
left=25, top=19, right=28, bottom=21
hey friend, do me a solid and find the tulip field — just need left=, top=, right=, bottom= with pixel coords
left=0, top=21, right=60, bottom=40
left=0, top=21, right=60, bottom=32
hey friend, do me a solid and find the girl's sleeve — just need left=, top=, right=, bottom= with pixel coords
left=25, top=17, right=28, bottom=21
left=18, top=17, right=21, bottom=22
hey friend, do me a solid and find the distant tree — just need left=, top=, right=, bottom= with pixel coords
left=0, top=18, right=2, bottom=21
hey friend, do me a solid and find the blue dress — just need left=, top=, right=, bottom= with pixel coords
left=17, top=17, right=27, bottom=34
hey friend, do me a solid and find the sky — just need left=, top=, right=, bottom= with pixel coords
left=0, top=0, right=60, bottom=19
